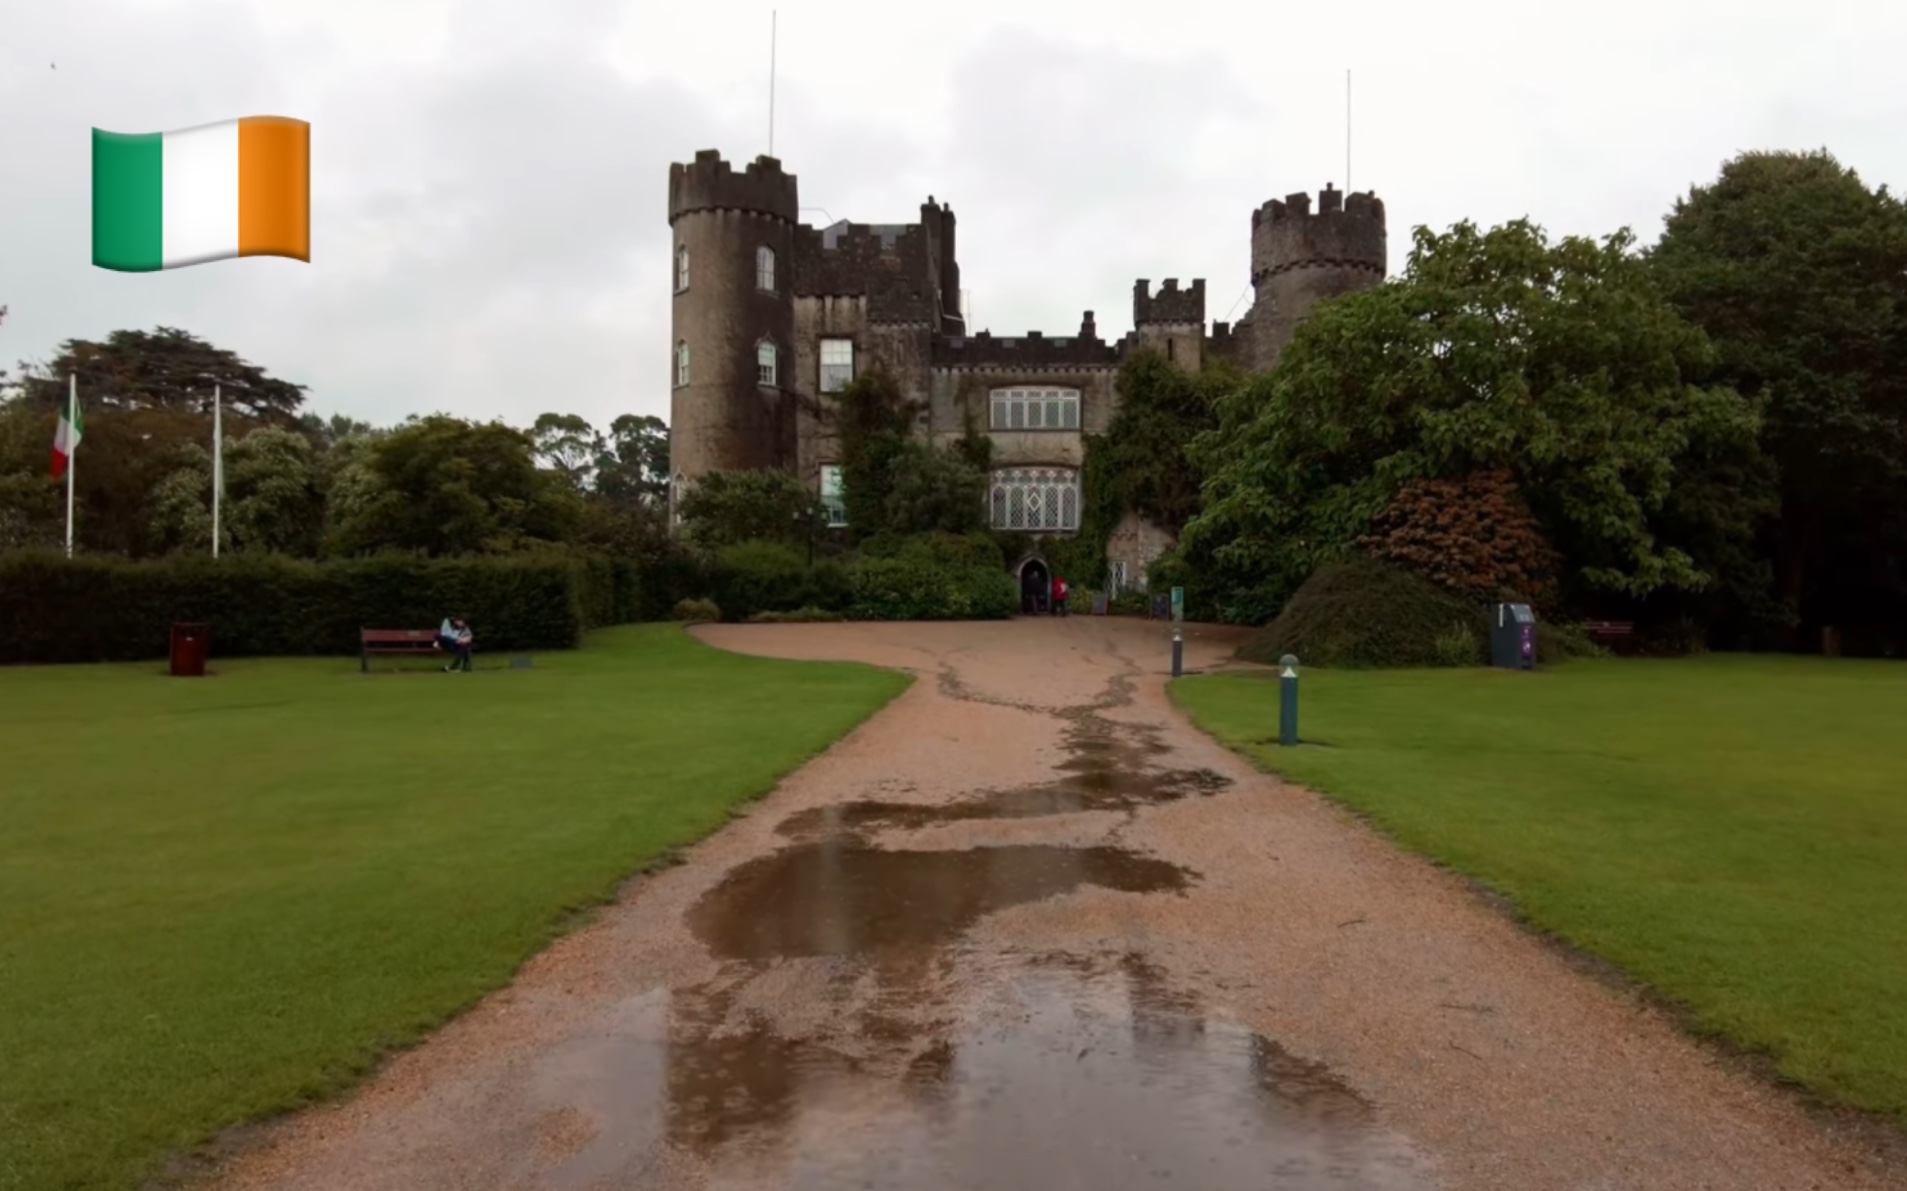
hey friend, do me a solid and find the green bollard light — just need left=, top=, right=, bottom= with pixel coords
left=1279, top=653, right=1299, bottom=747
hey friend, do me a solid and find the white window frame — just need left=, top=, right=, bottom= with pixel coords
left=989, top=387, right=1081, bottom=432
left=756, top=245, right=775, bottom=292
left=675, top=244, right=689, bottom=292
left=820, top=338, right=854, bottom=393
left=819, top=464, right=848, bottom=527
left=989, top=467, right=1080, bottom=532
left=757, top=340, right=778, bottom=386
left=676, top=341, right=690, bottom=387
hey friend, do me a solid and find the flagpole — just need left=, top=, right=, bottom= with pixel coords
left=212, top=386, right=222, bottom=558
left=768, top=10, right=777, bottom=156
left=64, top=374, right=76, bottom=559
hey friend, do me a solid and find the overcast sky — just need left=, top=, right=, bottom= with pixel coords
left=4, top=0, right=1903, bottom=431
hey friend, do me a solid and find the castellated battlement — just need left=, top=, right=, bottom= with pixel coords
left=1250, top=184, right=1387, bottom=283
left=668, top=150, right=799, bottom=224
left=1132, top=278, right=1206, bottom=326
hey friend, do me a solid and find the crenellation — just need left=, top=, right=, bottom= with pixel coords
left=668, top=150, right=799, bottom=224
left=1133, top=277, right=1206, bottom=326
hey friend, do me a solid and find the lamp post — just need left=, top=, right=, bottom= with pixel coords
left=1279, top=654, right=1300, bottom=747
left=1171, top=623, right=1183, bottom=678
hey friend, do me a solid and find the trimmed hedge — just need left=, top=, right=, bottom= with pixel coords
left=1240, top=557, right=1607, bottom=669
left=0, top=549, right=630, bottom=664
left=846, top=556, right=1016, bottom=621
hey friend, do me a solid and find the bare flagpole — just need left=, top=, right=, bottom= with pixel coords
left=212, top=385, right=223, bottom=558
left=64, top=373, right=76, bottom=558
left=768, top=10, right=777, bottom=156
left=1346, top=68, right=1353, bottom=193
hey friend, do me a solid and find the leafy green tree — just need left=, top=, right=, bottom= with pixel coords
left=530, top=413, right=602, bottom=491
left=297, top=412, right=376, bottom=449
left=148, top=429, right=331, bottom=557
left=1094, top=349, right=1233, bottom=532
left=1182, top=218, right=1763, bottom=623
left=595, top=414, right=670, bottom=508
left=10, top=327, right=307, bottom=423
left=328, top=416, right=581, bottom=556
left=675, top=469, right=815, bottom=551
left=883, top=442, right=988, bottom=535
left=835, top=370, right=920, bottom=540
left=1650, top=150, right=1907, bottom=641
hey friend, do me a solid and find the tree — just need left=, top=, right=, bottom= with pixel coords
left=10, top=327, right=307, bottom=423
left=328, top=416, right=582, bottom=556
left=1650, top=150, right=1907, bottom=642
left=883, top=443, right=988, bottom=536
left=530, top=413, right=602, bottom=491
left=1181, top=218, right=1764, bottom=624
left=1357, top=470, right=1562, bottom=611
left=595, top=414, right=670, bottom=508
left=835, top=370, right=920, bottom=540
left=675, top=469, right=815, bottom=551
left=297, top=412, right=376, bottom=450
left=1095, top=349, right=1233, bottom=532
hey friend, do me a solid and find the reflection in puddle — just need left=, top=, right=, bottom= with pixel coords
left=687, top=841, right=1191, bottom=960
left=537, top=957, right=1435, bottom=1189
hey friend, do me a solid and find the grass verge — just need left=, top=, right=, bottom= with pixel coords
left=1171, top=655, right=1907, bottom=1124
left=0, top=624, right=908, bottom=1191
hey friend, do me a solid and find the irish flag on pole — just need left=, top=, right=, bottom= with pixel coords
left=53, top=386, right=82, bottom=480
left=92, top=117, right=310, bottom=272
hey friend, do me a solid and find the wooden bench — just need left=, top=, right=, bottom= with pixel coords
left=360, top=628, right=446, bottom=673
left=1582, top=620, right=1636, bottom=642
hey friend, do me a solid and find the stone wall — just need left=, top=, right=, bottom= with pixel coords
left=1105, top=510, right=1178, bottom=592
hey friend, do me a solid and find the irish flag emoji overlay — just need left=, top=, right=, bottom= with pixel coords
left=92, top=117, right=309, bottom=271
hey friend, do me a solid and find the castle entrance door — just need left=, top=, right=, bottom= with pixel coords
left=1019, top=559, right=1051, bottom=615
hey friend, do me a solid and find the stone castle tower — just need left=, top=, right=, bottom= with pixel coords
left=667, top=151, right=801, bottom=483
left=1234, top=184, right=1388, bottom=371
left=663, top=150, right=1388, bottom=532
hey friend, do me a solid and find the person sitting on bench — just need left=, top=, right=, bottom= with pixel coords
left=437, top=616, right=459, bottom=656
left=443, top=617, right=473, bottom=672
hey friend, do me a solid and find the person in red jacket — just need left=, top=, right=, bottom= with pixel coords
left=1053, top=574, right=1069, bottom=617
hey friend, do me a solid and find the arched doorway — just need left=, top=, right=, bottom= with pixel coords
left=1018, top=557, right=1051, bottom=615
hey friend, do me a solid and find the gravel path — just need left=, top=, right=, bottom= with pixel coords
left=206, top=618, right=1906, bottom=1191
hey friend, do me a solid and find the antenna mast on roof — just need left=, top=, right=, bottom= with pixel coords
left=768, top=11, right=778, bottom=156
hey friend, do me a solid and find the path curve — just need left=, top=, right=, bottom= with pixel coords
left=207, top=618, right=1907, bottom=1191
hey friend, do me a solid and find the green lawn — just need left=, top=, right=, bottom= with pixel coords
left=1172, top=655, right=1907, bottom=1122
left=0, top=625, right=909, bottom=1191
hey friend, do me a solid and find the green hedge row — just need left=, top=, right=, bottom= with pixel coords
left=0, top=549, right=643, bottom=664
left=699, top=537, right=1015, bottom=623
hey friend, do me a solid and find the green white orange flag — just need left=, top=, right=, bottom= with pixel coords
left=52, top=382, right=83, bottom=480
left=92, top=117, right=310, bottom=271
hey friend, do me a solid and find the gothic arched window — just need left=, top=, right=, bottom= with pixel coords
left=757, top=340, right=778, bottom=386
left=676, top=341, right=691, bottom=387
left=756, top=245, right=776, bottom=291
left=675, top=244, right=689, bottom=292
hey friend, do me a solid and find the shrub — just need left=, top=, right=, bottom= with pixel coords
left=707, top=540, right=812, bottom=622
left=1240, top=558, right=1491, bottom=668
left=1537, top=620, right=1609, bottom=662
left=1431, top=622, right=1485, bottom=667
left=0, top=549, right=599, bottom=664
left=1357, top=470, right=1562, bottom=612
left=747, top=607, right=845, bottom=623
left=671, top=597, right=721, bottom=624
left=845, top=556, right=1016, bottom=621
left=1110, top=590, right=1152, bottom=617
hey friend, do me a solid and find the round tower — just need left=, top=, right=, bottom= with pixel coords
left=1247, top=184, right=1387, bottom=370
left=667, top=150, right=799, bottom=510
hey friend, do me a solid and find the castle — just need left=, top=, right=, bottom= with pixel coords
left=666, top=148, right=1388, bottom=600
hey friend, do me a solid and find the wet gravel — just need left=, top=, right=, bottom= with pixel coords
left=204, top=618, right=1907, bottom=1191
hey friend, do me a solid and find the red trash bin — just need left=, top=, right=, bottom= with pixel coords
left=170, top=623, right=210, bottom=677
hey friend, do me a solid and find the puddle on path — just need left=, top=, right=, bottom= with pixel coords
left=537, top=955, right=1436, bottom=1189
left=775, top=714, right=1232, bottom=840
left=687, top=840, right=1191, bottom=960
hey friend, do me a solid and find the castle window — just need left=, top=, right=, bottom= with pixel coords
left=676, top=341, right=690, bottom=387
left=820, top=339, right=854, bottom=393
left=989, top=387, right=1080, bottom=432
left=675, top=245, right=688, bottom=292
left=757, top=340, right=778, bottom=386
left=990, top=467, right=1080, bottom=532
left=819, top=465, right=847, bottom=527
left=756, top=246, right=775, bottom=291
